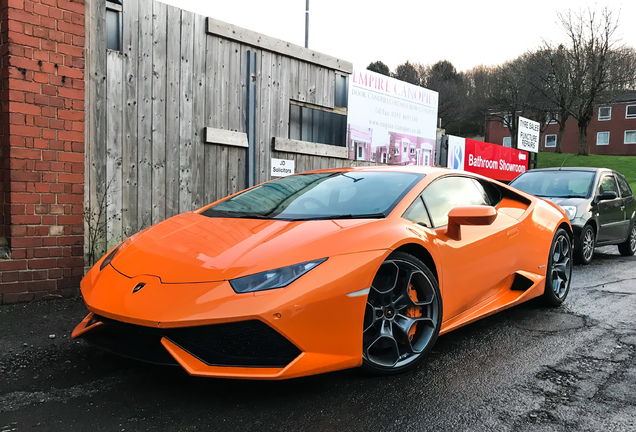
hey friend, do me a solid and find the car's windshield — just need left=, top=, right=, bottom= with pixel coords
left=510, top=170, right=595, bottom=198
left=202, top=171, right=424, bottom=221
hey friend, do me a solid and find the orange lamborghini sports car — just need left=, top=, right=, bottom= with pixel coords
left=74, top=166, right=573, bottom=379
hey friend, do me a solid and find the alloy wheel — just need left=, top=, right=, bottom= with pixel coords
left=582, top=227, right=595, bottom=262
left=550, top=233, right=572, bottom=298
left=363, top=258, right=439, bottom=370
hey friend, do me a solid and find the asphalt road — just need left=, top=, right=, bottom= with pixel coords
left=1, top=246, right=636, bottom=432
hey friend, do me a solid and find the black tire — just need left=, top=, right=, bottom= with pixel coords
left=543, top=228, right=573, bottom=307
left=575, top=224, right=595, bottom=265
left=362, top=251, right=442, bottom=375
left=618, top=223, right=636, bottom=256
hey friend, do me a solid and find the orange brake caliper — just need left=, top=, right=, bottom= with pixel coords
left=405, top=284, right=422, bottom=341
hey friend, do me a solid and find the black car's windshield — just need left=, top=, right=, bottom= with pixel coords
left=510, top=170, right=595, bottom=198
left=202, top=171, right=424, bottom=221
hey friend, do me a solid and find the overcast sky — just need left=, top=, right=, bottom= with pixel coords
left=160, top=0, right=636, bottom=73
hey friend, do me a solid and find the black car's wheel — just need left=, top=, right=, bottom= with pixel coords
left=575, top=224, right=595, bottom=265
left=618, top=223, right=636, bottom=256
left=362, top=252, right=442, bottom=375
left=543, top=228, right=573, bottom=307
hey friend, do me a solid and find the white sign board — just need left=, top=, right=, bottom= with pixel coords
left=347, top=69, right=438, bottom=166
left=517, top=116, right=540, bottom=153
left=447, top=135, right=466, bottom=171
left=270, top=158, right=295, bottom=177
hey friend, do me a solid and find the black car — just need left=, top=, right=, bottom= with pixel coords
left=510, top=167, right=636, bottom=264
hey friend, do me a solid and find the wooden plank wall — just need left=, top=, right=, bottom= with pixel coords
left=89, top=0, right=375, bottom=256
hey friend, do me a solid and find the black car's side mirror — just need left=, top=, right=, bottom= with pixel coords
left=597, top=191, right=618, bottom=201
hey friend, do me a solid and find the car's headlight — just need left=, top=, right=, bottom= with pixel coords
left=560, top=205, right=577, bottom=220
left=230, top=258, right=327, bottom=293
left=99, top=243, right=123, bottom=271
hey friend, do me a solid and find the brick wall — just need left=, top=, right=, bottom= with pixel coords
left=0, top=0, right=85, bottom=303
left=485, top=103, right=636, bottom=156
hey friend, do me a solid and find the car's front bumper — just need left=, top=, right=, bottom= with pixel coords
left=73, top=250, right=387, bottom=379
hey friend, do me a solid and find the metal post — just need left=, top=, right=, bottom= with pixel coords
left=246, top=50, right=257, bottom=187
left=305, top=0, right=309, bottom=48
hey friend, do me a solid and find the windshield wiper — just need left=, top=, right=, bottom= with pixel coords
left=202, top=209, right=272, bottom=219
left=295, top=213, right=387, bottom=221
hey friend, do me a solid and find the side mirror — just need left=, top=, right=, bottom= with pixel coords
left=446, top=206, right=497, bottom=241
left=597, top=191, right=618, bottom=201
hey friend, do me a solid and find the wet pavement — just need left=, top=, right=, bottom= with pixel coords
left=1, top=246, right=635, bottom=431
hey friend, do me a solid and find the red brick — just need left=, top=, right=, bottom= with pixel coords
left=0, top=283, right=28, bottom=295
left=2, top=272, right=20, bottom=283
left=11, top=125, right=41, bottom=138
left=0, top=261, right=27, bottom=271
left=7, top=8, right=41, bottom=25
left=12, top=215, right=42, bottom=225
left=57, top=20, right=84, bottom=36
left=10, top=193, right=41, bottom=204
left=7, top=0, right=25, bottom=9
left=48, top=268, right=63, bottom=278
left=9, top=113, right=26, bottom=125
left=33, top=3, right=50, bottom=16
left=11, top=170, right=40, bottom=182
left=27, top=280, right=57, bottom=291
left=11, top=250, right=27, bottom=260
left=27, top=258, right=57, bottom=270
left=7, top=30, right=40, bottom=49
left=8, top=78, right=41, bottom=93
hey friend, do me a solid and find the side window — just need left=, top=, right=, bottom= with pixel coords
left=403, top=197, right=432, bottom=227
left=421, top=176, right=490, bottom=227
left=616, top=174, right=633, bottom=198
left=598, top=175, right=619, bottom=195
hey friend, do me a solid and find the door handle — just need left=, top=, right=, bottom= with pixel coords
left=621, top=205, right=626, bottom=211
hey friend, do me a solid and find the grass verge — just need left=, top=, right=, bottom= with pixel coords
left=536, top=152, right=636, bottom=192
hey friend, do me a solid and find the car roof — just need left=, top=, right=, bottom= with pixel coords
left=523, top=167, right=610, bottom=173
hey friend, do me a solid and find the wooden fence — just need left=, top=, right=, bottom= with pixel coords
left=85, top=0, right=377, bottom=257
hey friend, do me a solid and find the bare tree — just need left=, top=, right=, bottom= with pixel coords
left=488, top=54, right=540, bottom=148
left=556, top=8, right=621, bottom=155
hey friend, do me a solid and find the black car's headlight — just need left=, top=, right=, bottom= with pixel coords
left=560, top=205, right=577, bottom=220
left=230, top=258, right=327, bottom=293
left=99, top=243, right=123, bottom=271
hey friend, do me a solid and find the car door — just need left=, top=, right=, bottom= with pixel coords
left=616, top=173, right=636, bottom=235
left=596, top=173, right=626, bottom=243
left=412, top=176, right=520, bottom=323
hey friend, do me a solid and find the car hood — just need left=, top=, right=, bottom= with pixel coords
left=542, top=197, right=588, bottom=207
left=110, top=212, right=385, bottom=283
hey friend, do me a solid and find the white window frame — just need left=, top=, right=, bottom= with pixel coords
left=503, top=114, right=512, bottom=127
left=598, top=107, right=611, bottom=121
left=546, top=113, right=559, bottom=124
left=596, top=131, right=610, bottom=146
left=545, top=134, right=557, bottom=148
left=503, top=137, right=511, bottom=147
left=625, top=130, right=636, bottom=145
left=626, top=104, right=636, bottom=119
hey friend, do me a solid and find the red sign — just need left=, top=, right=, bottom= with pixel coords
left=464, top=139, right=528, bottom=181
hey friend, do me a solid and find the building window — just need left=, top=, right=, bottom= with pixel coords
left=627, top=105, right=636, bottom=119
left=545, top=134, right=557, bottom=148
left=546, top=112, right=559, bottom=124
left=289, top=102, right=346, bottom=146
left=503, top=114, right=512, bottom=127
left=598, top=107, right=611, bottom=121
left=503, top=137, right=511, bottom=147
left=106, top=0, right=123, bottom=51
left=625, top=130, right=636, bottom=145
left=596, top=131, right=610, bottom=146
left=334, top=73, right=348, bottom=108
